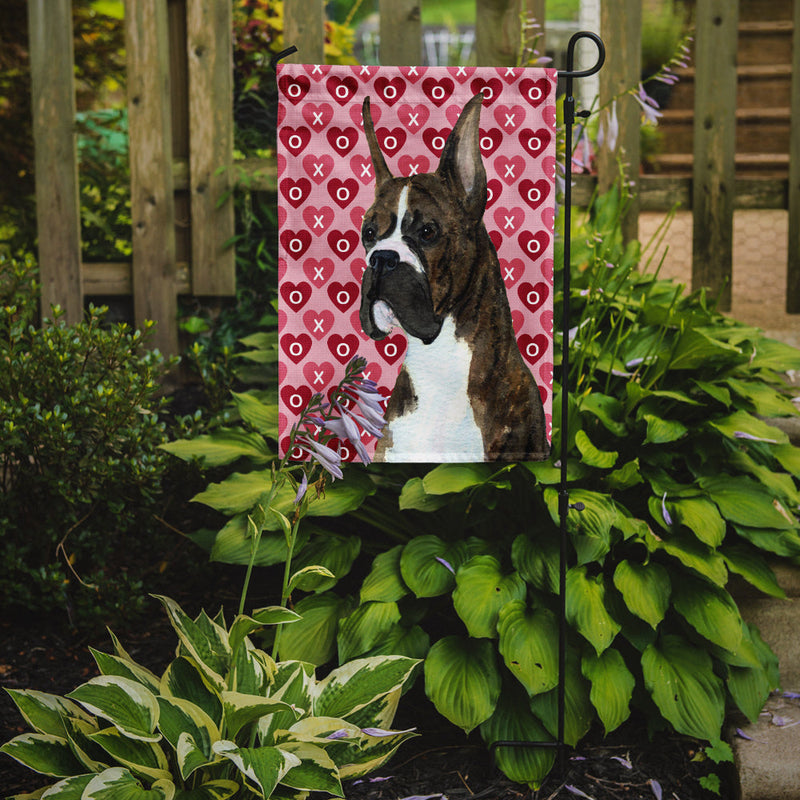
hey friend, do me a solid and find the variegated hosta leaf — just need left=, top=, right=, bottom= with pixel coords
left=565, top=566, right=621, bottom=655
left=312, top=656, right=420, bottom=721
left=337, top=601, right=401, bottom=663
left=641, top=634, right=725, bottom=741
left=88, top=727, right=171, bottom=782
left=334, top=726, right=418, bottom=781
left=171, top=779, right=239, bottom=799
left=231, top=640, right=276, bottom=696
left=424, top=636, right=501, bottom=734
left=258, top=662, right=315, bottom=745
left=212, top=740, right=300, bottom=798
left=612, top=560, right=670, bottom=629
left=66, top=676, right=160, bottom=742
left=452, top=556, right=526, bottom=639
left=0, top=732, right=85, bottom=777
left=228, top=610, right=299, bottom=658
left=39, top=773, right=94, bottom=798
left=360, top=545, right=409, bottom=603
left=4, top=689, right=93, bottom=737
left=90, top=648, right=161, bottom=694
left=581, top=649, right=635, bottom=734
left=156, top=696, right=219, bottom=778
left=276, top=741, right=344, bottom=796
left=496, top=601, right=559, bottom=697
left=81, top=767, right=174, bottom=799
left=61, top=716, right=107, bottom=773
left=160, top=657, right=222, bottom=727
left=480, top=681, right=555, bottom=790
left=221, top=691, right=298, bottom=740
left=671, top=574, right=743, bottom=653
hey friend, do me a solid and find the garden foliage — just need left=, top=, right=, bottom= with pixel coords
left=1, top=596, right=419, bottom=799
left=165, top=184, right=800, bottom=788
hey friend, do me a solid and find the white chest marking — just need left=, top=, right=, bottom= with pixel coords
left=384, top=317, right=484, bottom=462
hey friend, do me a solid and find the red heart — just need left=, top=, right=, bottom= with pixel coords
left=518, top=333, right=548, bottom=366
left=519, top=77, right=550, bottom=107
left=517, top=281, right=550, bottom=313
left=360, top=362, right=382, bottom=384
left=494, top=155, right=525, bottom=185
left=350, top=102, right=380, bottom=128
left=280, top=384, right=313, bottom=414
left=281, top=435, right=307, bottom=461
left=376, top=334, right=407, bottom=365
left=398, top=103, right=430, bottom=131
left=350, top=206, right=367, bottom=231
left=398, top=154, right=430, bottom=176
left=489, top=230, right=503, bottom=251
left=470, top=76, right=503, bottom=106
left=422, top=128, right=451, bottom=156
left=327, top=230, right=360, bottom=260
left=493, top=104, right=526, bottom=131
left=280, top=229, right=312, bottom=260
left=280, top=281, right=312, bottom=312
left=277, top=104, right=286, bottom=126
left=327, top=126, right=359, bottom=157
left=326, top=74, right=358, bottom=106
left=452, top=66, right=475, bottom=83
left=327, top=281, right=359, bottom=312
left=303, top=257, right=334, bottom=286
left=518, top=231, right=549, bottom=261
left=303, top=205, right=335, bottom=236
left=351, top=155, right=374, bottom=184
left=498, top=66, right=520, bottom=84
left=376, top=127, right=407, bottom=156
left=375, top=75, right=407, bottom=106
left=511, top=309, right=524, bottom=334
left=328, top=333, right=360, bottom=364
left=518, top=179, right=551, bottom=211
left=278, top=73, right=310, bottom=105
left=303, top=360, right=335, bottom=388
left=303, top=154, right=334, bottom=184
left=400, top=65, right=427, bottom=83
left=281, top=332, right=312, bottom=364
left=279, top=177, right=311, bottom=209
left=279, top=126, right=311, bottom=156
left=278, top=206, right=287, bottom=228
left=478, top=127, right=502, bottom=157
left=350, top=258, right=367, bottom=282
left=421, top=77, right=454, bottom=107
left=493, top=206, right=525, bottom=234
left=302, top=102, right=333, bottom=130
left=519, top=127, right=552, bottom=158
left=351, top=308, right=370, bottom=339
left=486, top=178, right=502, bottom=209
left=500, top=257, right=525, bottom=288
left=327, top=177, right=359, bottom=209
left=303, top=309, right=335, bottom=340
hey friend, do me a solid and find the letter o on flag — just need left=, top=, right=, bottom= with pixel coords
left=288, top=82, right=302, bottom=98
left=432, top=85, right=445, bottom=100
left=336, top=186, right=351, bottom=202
left=336, top=84, right=349, bottom=99
left=288, top=134, right=302, bottom=150
left=337, top=341, right=351, bottom=359
left=336, top=135, right=350, bottom=151
left=289, top=237, right=303, bottom=254
left=289, top=186, right=303, bottom=202
left=289, top=290, right=303, bottom=306
left=432, top=135, right=445, bottom=151
left=289, top=341, right=304, bottom=358
left=527, top=186, right=541, bottom=204
left=288, top=392, right=305, bottom=410
left=383, top=342, right=398, bottom=359
left=527, top=85, right=542, bottom=102
left=526, top=340, right=541, bottom=359
left=336, top=238, right=350, bottom=254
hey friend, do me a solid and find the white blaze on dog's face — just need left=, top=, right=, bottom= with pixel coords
left=358, top=94, right=488, bottom=346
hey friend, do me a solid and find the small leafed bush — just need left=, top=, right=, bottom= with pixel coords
left=0, top=253, right=173, bottom=622
left=1, top=595, right=419, bottom=798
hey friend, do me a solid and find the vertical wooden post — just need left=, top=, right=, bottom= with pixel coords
left=379, top=0, right=421, bottom=65
left=28, top=0, right=83, bottom=324
left=187, top=0, right=235, bottom=295
left=284, top=0, right=325, bottom=64
left=787, top=0, right=800, bottom=313
left=598, top=0, right=641, bottom=244
left=476, top=0, right=533, bottom=67
left=126, top=0, right=178, bottom=355
left=692, top=0, right=738, bottom=311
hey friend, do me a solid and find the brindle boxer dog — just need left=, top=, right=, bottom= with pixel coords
left=358, top=93, right=549, bottom=462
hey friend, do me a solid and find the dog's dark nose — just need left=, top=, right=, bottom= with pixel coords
left=369, top=250, right=399, bottom=273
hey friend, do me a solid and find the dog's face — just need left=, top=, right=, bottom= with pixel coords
left=359, top=94, right=487, bottom=345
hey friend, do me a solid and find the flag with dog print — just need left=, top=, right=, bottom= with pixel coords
left=277, top=64, right=556, bottom=463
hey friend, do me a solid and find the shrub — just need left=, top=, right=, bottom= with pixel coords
left=0, top=253, right=174, bottom=623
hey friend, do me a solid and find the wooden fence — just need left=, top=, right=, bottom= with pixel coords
left=28, top=0, right=800, bottom=355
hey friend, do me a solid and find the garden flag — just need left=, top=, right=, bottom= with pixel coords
left=277, top=64, right=556, bottom=463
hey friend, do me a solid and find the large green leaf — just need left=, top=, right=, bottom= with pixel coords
left=643, top=414, right=687, bottom=445
left=575, top=429, right=618, bottom=468
left=580, top=392, right=627, bottom=436
left=291, top=535, right=361, bottom=592
left=360, top=545, right=409, bottom=603
left=221, top=692, right=296, bottom=740
left=399, top=536, right=468, bottom=598
left=708, top=409, right=788, bottom=445
left=4, top=690, right=93, bottom=738
left=496, top=601, right=558, bottom=696
left=398, top=477, right=452, bottom=511
left=720, top=543, right=786, bottom=598
left=511, top=533, right=559, bottom=594
left=421, top=463, right=495, bottom=494
left=612, top=560, right=670, bottom=629
left=277, top=593, right=352, bottom=665
left=173, top=780, right=239, bottom=800
left=424, top=637, right=501, bottom=733
left=156, top=696, right=219, bottom=778
left=480, top=682, right=555, bottom=789
left=699, top=475, right=797, bottom=530
left=208, top=516, right=295, bottom=567
left=641, top=634, right=725, bottom=741
left=231, top=391, right=279, bottom=437
left=88, top=727, right=170, bottom=782
left=724, top=378, right=799, bottom=418
left=581, top=649, right=634, bottom=734
left=668, top=497, right=726, bottom=547
left=733, top=524, right=800, bottom=558
left=672, top=575, right=743, bottom=653
left=644, top=526, right=728, bottom=586
left=337, top=601, right=402, bottom=662
left=0, top=733, right=85, bottom=777
left=667, top=328, right=743, bottom=371
left=276, top=741, right=343, bottom=796
left=159, top=657, right=222, bottom=727
left=160, top=428, right=272, bottom=467
left=212, top=741, right=299, bottom=797
left=452, top=556, right=526, bottom=639
left=565, top=566, right=621, bottom=655
left=82, top=768, right=174, bottom=799
left=544, top=488, right=617, bottom=565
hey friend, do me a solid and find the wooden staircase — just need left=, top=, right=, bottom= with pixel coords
left=652, top=0, right=794, bottom=177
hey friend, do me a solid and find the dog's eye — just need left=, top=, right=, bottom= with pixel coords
left=363, top=224, right=377, bottom=244
left=419, top=223, right=438, bottom=244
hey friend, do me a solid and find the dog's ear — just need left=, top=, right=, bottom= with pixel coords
left=437, top=93, right=487, bottom=218
left=362, top=97, right=393, bottom=186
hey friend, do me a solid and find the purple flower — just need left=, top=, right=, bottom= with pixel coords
left=633, top=83, right=662, bottom=125
left=565, top=786, right=595, bottom=799
left=293, top=472, right=308, bottom=505
left=735, top=727, right=755, bottom=741
left=326, top=729, right=351, bottom=740
left=611, top=755, right=632, bottom=769
left=295, top=434, right=343, bottom=480
left=435, top=556, right=455, bottom=574
left=598, top=100, right=619, bottom=153
left=661, top=492, right=673, bottom=526
left=734, top=431, right=779, bottom=444
left=649, top=779, right=662, bottom=800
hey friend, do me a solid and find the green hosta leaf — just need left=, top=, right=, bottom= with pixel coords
left=612, top=560, right=670, bottom=629
left=4, top=689, right=93, bottom=737
left=228, top=609, right=299, bottom=656
left=424, top=636, right=501, bottom=734
left=421, top=463, right=494, bottom=494
left=668, top=496, right=726, bottom=547
left=399, top=536, right=469, bottom=598
left=90, top=650, right=161, bottom=694
left=277, top=592, right=352, bottom=665
left=173, top=780, right=239, bottom=800
left=276, top=741, right=343, bottom=796
left=67, top=676, right=160, bottom=742
left=772, top=442, right=800, bottom=477
left=580, top=392, right=627, bottom=436
left=544, top=488, right=617, bottom=565
left=82, top=767, right=174, bottom=799
left=291, top=535, right=361, bottom=592
left=606, top=459, right=644, bottom=491
left=37, top=774, right=94, bottom=799
left=721, top=543, right=786, bottom=598
left=160, top=658, right=222, bottom=727
left=209, top=516, right=296, bottom=567
left=362, top=624, right=430, bottom=660
left=727, top=663, right=772, bottom=723
left=648, top=528, right=728, bottom=586
left=672, top=574, right=743, bottom=652
left=511, top=533, right=559, bottom=593
left=156, top=696, right=219, bottom=778
left=212, top=741, right=299, bottom=798
left=497, top=601, right=558, bottom=696
left=643, top=414, right=688, bottom=444
left=700, top=475, right=797, bottom=529
left=231, top=391, right=279, bottom=437
left=575, top=429, right=618, bottom=468
left=566, top=566, right=621, bottom=654
left=480, top=681, right=555, bottom=789
left=642, top=634, right=725, bottom=741
left=733, top=524, right=800, bottom=558
left=581, top=649, right=635, bottom=734
left=725, top=378, right=799, bottom=417
left=288, top=565, right=337, bottom=594
left=0, top=733, right=85, bottom=777
left=452, top=556, right=526, bottom=639
left=709, top=409, right=788, bottom=445
left=360, top=545, right=409, bottom=603
left=668, top=328, right=743, bottom=371
left=258, top=663, right=315, bottom=745
left=230, top=642, right=276, bottom=697
left=337, top=601, right=402, bottom=663
left=60, top=715, right=106, bottom=773
left=221, top=692, right=297, bottom=740
left=748, top=336, right=800, bottom=371
left=160, top=427, right=272, bottom=467
left=88, top=728, right=170, bottom=782
left=693, top=380, right=731, bottom=407
left=398, top=477, right=451, bottom=511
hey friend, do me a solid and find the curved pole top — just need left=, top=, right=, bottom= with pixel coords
left=558, top=31, right=605, bottom=80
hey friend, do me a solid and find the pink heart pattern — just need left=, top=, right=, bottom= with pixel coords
left=277, top=64, right=557, bottom=458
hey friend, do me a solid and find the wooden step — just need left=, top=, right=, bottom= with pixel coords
left=737, top=0, right=794, bottom=23
left=649, top=152, right=789, bottom=178
left=738, top=20, right=794, bottom=66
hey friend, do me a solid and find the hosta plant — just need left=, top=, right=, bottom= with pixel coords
left=1, top=595, right=419, bottom=799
